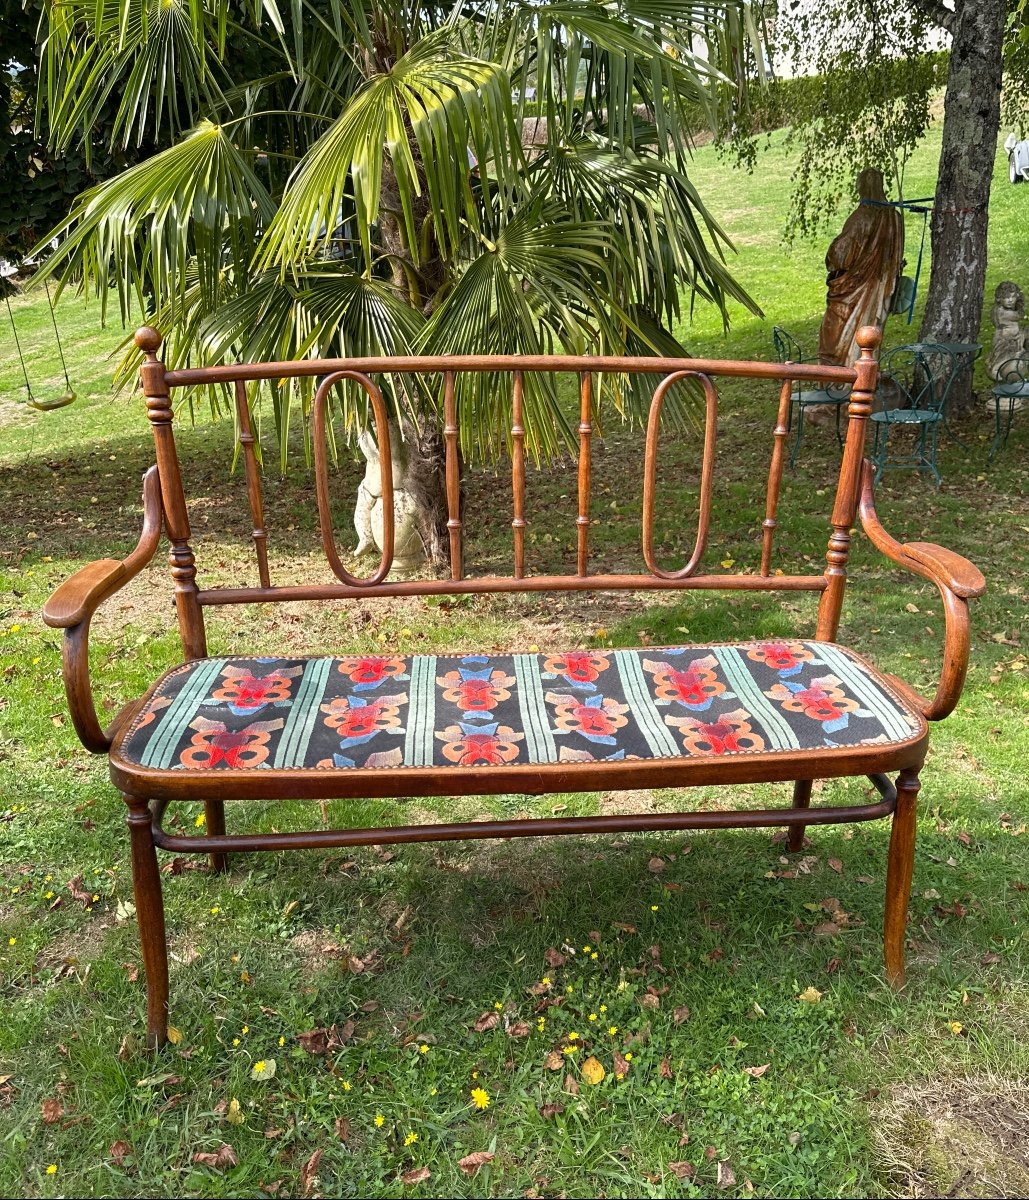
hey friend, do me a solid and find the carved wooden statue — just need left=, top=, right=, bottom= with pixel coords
left=818, top=168, right=905, bottom=367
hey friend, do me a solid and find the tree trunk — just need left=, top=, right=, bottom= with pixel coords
left=403, top=412, right=455, bottom=571
left=918, top=0, right=1007, bottom=412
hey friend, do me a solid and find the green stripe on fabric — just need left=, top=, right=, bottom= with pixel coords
left=814, top=643, right=917, bottom=740
left=716, top=648, right=800, bottom=751
left=511, top=656, right=541, bottom=764
left=403, top=655, right=437, bottom=768
left=614, top=652, right=681, bottom=759
left=140, top=658, right=226, bottom=769
left=273, top=658, right=332, bottom=768
left=514, top=655, right=559, bottom=764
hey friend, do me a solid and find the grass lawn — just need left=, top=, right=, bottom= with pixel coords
left=1, top=123, right=1027, bottom=1199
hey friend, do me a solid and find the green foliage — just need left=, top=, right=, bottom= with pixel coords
left=31, top=0, right=767, bottom=464
left=722, top=2, right=947, bottom=241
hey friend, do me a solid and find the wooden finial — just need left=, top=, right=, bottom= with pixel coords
left=856, top=325, right=882, bottom=354
left=135, top=326, right=163, bottom=355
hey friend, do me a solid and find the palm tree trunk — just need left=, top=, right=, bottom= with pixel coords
left=917, top=0, right=1007, bottom=413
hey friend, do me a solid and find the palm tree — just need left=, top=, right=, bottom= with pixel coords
left=35, top=0, right=763, bottom=566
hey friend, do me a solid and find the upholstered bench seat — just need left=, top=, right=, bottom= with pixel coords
left=109, top=641, right=926, bottom=799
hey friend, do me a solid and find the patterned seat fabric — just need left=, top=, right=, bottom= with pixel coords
left=116, top=642, right=923, bottom=773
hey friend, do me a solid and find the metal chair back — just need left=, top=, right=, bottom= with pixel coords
left=878, top=343, right=957, bottom=415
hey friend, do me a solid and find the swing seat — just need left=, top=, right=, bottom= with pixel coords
left=26, top=391, right=77, bottom=412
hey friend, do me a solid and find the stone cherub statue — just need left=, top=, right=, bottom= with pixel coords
left=818, top=168, right=905, bottom=367
left=353, top=428, right=426, bottom=574
left=986, top=281, right=1029, bottom=383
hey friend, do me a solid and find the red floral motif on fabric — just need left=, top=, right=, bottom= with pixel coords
left=437, top=668, right=515, bottom=715
left=666, top=708, right=765, bottom=756
left=745, top=642, right=816, bottom=675
left=765, top=674, right=864, bottom=729
left=436, top=723, right=524, bottom=766
left=547, top=692, right=629, bottom=745
left=542, top=652, right=611, bottom=688
left=320, top=694, right=406, bottom=744
left=211, top=664, right=302, bottom=714
left=644, top=654, right=725, bottom=710
left=179, top=715, right=284, bottom=768
left=336, top=656, right=408, bottom=688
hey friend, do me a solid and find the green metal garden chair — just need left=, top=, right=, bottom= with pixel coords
left=871, top=343, right=957, bottom=485
left=771, top=326, right=851, bottom=467
left=988, top=358, right=1029, bottom=461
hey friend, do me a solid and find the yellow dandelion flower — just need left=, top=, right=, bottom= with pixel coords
left=253, top=1060, right=265, bottom=1072
left=342, top=1081, right=352, bottom=1092
left=470, top=1086, right=490, bottom=1110
left=278, top=1036, right=285, bottom=1047
left=583, top=945, right=592, bottom=953
left=608, top=1025, right=618, bottom=1036
left=404, top=1131, right=418, bottom=1146
left=568, top=1031, right=579, bottom=1041
left=471, top=1070, right=478, bottom=1080
left=493, top=1001, right=503, bottom=1010
left=566, top=985, right=574, bottom=994
left=9, top=624, right=20, bottom=634
left=588, top=1013, right=597, bottom=1022
left=537, top=1018, right=546, bottom=1031
left=948, top=1021, right=963, bottom=1035
left=44, top=891, right=54, bottom=900
left=599, top=1005, right=607, bottom=1014
left=45, top=1165, right=57, bottom=1175
left=195, top=813, right=206, bottom=828
left=541, top=976, right=551, bottom=986
left=563, top=1044, right=578, bottom=1055
left=210, top=906, right=220, bottom=915
left=419, top=1044, right=429, bottom=1054
left=624, top=1052, right=634, bottom=1061
left=232, top=1038, right=240, bottom=1047
left=430, top=1087, right=438, bottom=1096
left=651, top=905, right=659, bottom=912
left=374, top=1113, right=385, bottom=1128
left=7, top=937, right=15, bottom=946
left=242, top=1025, right=249, bottom=1034
left=590, top=952, right=598, bottom=960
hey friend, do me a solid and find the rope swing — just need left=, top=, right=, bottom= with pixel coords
left=1, top=258, right=76, bottom=411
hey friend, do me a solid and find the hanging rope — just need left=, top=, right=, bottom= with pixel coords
left=2, top=267, right=76, bottom=411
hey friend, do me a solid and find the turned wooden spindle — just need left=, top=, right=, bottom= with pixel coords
left=576, top=372, right=593, bottom=577
left=443, top=371, right=463, bottom=580
left=511, top=370, right=526, bottom=579
left=761, top=377, right=793, bottom=577
left=135, top=326, right=207, bottom=660
left=234, top=379, right=270, bottom=588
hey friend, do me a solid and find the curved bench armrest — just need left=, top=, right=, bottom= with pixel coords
left=42, top=467, right=163, bottom=751
left=857, top=461, right=985, bottom=721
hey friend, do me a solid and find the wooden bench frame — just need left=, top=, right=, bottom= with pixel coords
left=43, top=324, right=985, bottom=1048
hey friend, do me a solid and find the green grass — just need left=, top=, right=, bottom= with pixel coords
left=1, top=122, right=1028, bottom=1199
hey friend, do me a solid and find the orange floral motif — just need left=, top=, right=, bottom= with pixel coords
left=135, top=694, right=172, bottom=730
left=745, top=642, right=817, bottom=677
left=542, top=652, right=611, bottom=691
left=179, top=715, right=284, bottom=769
left=436, top=722, right=524, bottom=766
left=666, top=708, right=764, bottom=756
left=437, top=667, right=516, bottom=717
left=765, top=674, right=869, bottom=734
left=643, top=654, right=726, bottom=711
left=337, top=656, right=409, bottom=691
left=211, top=664, right=303, bottom=715
left=547, top=692, right=629, bottom=745
left=320, top=693, right=407, bottom=747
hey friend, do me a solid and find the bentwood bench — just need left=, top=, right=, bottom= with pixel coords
left=43, top=325, right=985, bottom=1049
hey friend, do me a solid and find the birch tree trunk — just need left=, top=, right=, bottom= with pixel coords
left=918, top=0, right=1008, bottom=411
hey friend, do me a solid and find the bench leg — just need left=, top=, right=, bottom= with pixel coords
left=884, top=767, right=920, bottom=989
left=786, top=779, right=812, bottom=851
left=125, top=794, right=170, bottom=1050
left=203, top=798, right=228, bottom=874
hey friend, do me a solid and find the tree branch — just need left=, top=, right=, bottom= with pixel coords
left=907, top=0, right=956, bottom=35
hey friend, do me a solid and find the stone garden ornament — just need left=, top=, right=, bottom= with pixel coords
left=818, top=168, right=905, bottom=368
left=353, top=427, right=426, bottom=573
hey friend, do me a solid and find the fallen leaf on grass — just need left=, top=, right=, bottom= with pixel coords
left=298, top=1028, right=329, bottom=1055
left=335, top=1117, right=351, bottom=1141
left=400, top=1166, right=430, bottom=1186
left=41, top=1098, right=64, bottom=1124
left=668, top=1162, right=695, bottom=1180
left=648, top=856, right=665, bottom=873
left=109, top=1140, right=132, bottom=1166
left=613, top=1050, right=631, bottom=1079
left=581, top=1056, right=606, bottom=1085
left=67, top=875, right=92, bottom=906
left=743, top=1064, right=770, bottom=1078
left=458, top=1151, right=494, bottom=1176
left=250, top=1059, right=276, bottom=1080
left=717, top=1161, right=737, bottom=1189
left=301, top=1148, right=323, bottom=1196
left=473, top=1011, right=500, bottom=1033
left=544, top=947, right=567, bottom=968
left=193, top=1144, right=238, bottom=1171
left=672, top=1005, right=690, bottom=1025
left=226, top=1098, right=244, bottom=1126
left=563, top=1072, right=580, bottom=1096
left=639, top=992, right=660, bottom=1011
left=539, top=1102, right=564, bottom=1118
left=506, top=1020, right=530, bottom=1038
left=166, top=1025, right=183, bottom=1045
left=659, top=1057, right=673, bottom=1080
left=827, top=858, right=843, bottom=874
left=544, top=1051, right=564, bottom=1071
left=798, top=986, right=822, bottom=1003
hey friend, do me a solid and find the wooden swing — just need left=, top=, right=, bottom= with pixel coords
left=2, top=267, right=76, bottom=411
